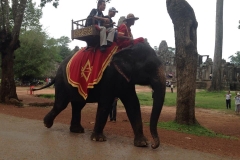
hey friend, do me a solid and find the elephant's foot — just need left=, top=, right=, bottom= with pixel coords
left=134, top=135, right=149, bottom=147
left=90, top=132, right=107, bottom=142
left=70, top=125, right=84, bottom=133
left=43, top=114, right=54, bottom=128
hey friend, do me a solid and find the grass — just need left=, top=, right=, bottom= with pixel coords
left=37, top=94, right=55, bottom=99
left=137, top=90, right=235, bottom=110
left=137, top=92, right=177, bottom=106
left=139, top=90, right=238, bottom=139
left=38, top=90, right=234, bottom=111
left=156, top=121, right=237, bottom=139
left=38, top=91, right=237, bottom=139
left=195, top=90, right=227, bottom=109
left=136, top=92, right=153, bottom=106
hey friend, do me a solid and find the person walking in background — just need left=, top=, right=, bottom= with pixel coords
left=45, top=78, right=49, bottom=85
left=109, top=97, right=119, bottom=122
left=209, top=73, right=212, bottom=80
left=48, top=78, right=51, bottom=84
left=235, top=93, right=240, bottom=114
left=225, top=91, right=231, bottom=109
left=170, top=84, right=174, bottom=93
left=235, top=92, right=237, bottom=112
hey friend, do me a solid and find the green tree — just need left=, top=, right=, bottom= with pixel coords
left=40, top=0, right=111, bottom=7
left=168, top=47, right=175, bottom=53
left=22, top=0, right=42, bottom=31
left=14, top=31, right=73, bottom=81
left=40, top=0, right=59, bottom=7
left=229, top=51, right=240, bottom=65
left=13, top=0, right=63, bottom=81
left=71, top=46, right=80, bottom=54
left=14, top=29, right=60, bottom=81
left=56, top=36, right=72, bottom=60
left=0, top=0, right=28, bottom=103
left=210, top=0, right=224, bottom=91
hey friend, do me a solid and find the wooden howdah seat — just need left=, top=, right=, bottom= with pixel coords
left=71, top=18, right=100, bottom=46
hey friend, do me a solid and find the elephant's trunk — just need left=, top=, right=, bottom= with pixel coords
left=150, top=67, right=166, bottom=149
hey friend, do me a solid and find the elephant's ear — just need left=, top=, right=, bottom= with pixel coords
left=111, top=48, right=134, bottom=82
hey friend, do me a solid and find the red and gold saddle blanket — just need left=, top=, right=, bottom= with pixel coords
left=66, top=43, right=118, bottom=99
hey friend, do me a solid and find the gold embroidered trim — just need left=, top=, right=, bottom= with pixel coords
left=66, top=46, right=118, bottom=99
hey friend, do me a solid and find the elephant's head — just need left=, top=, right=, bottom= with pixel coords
left=112, top=42, right=166, bottom=149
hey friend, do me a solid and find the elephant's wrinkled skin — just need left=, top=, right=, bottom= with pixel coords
left=34, top=43, right=166, bottom=149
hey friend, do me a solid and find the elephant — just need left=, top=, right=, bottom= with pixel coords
left=34, top=42, right=166, bottom=149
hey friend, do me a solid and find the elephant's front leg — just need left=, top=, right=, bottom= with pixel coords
left=120, top=86, right=148, bottom=147
left=91, top=100, right=113, bottom=142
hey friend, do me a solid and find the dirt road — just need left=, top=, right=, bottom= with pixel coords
left=0, top=86, right=240, bottom=159
left=0, top=113, right=237, bottom=160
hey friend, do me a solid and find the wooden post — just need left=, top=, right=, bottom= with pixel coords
left=71, top=19, right=73, bottom=40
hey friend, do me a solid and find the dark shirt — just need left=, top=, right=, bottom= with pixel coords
left=112, top=99, right=118, bottom=107
left=103, top=15, right=113, bottom=28
left=85, top=9, right=104, bottom=27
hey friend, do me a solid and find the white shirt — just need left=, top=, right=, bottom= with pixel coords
left=235, top=96, right=240, bottom=105
left=226, top=94, right=231, bottom=100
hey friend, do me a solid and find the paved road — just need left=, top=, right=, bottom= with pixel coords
left=0, top=114, right=236, bottom=160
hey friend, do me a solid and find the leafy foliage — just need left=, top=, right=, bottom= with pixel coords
left=40, top=0, right=59, bottom=8
left=157, top=121, right=236, bottom=139
left=14, top=28, right=73, bottom=80
left=10, top=0, right=73, bottom=81
left=229, top=51, right=240, bottom=65
left=14, top=30, right=58, bottom=80
left=0, top=0, right=30, bottom=101
left=22, top=0, right=43, bottom=31
left=56, top=36, right=72, bottom=60
left=40, top=0, right=112, bottom=8
left=168, top=47, right=175, bottom=53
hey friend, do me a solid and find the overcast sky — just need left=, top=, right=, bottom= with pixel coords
left=35, top=0, right=240, bottom=62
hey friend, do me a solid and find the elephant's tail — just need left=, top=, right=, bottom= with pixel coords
left=32, top=79, right=55, bottom=91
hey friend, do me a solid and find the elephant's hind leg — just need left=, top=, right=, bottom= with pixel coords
left=70, top=101, right=86, bottom=133
left=44, top=94, right=69, bottom=128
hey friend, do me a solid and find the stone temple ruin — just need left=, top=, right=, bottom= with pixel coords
left=156, top=40, right=240, bottom=90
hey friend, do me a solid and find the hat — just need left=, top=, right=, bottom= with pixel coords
left=124, top=13, right=139, bottom=21
left=237, top=93, right=240, bottom=96
left=109, top=7, right=118, bottom=13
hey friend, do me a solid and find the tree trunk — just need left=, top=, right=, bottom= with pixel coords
left=0, top=49, right=18, bottom=102
left=167, top=0, right=198, bottom=124
left=210, top=0, right=224, bottom=91
left=0, top=0, right=27, bottom=103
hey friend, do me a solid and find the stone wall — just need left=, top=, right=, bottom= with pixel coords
left=157, top=40, right=240, bottom=90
